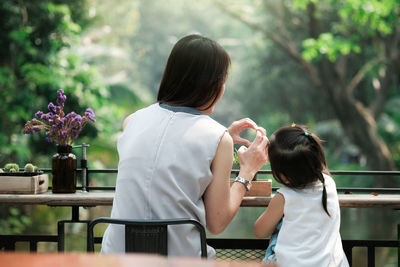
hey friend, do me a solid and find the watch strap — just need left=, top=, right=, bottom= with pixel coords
left=234, top=176, right=251, bottom=191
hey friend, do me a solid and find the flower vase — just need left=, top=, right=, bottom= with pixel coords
left=52, top=145, right=77, bottom=193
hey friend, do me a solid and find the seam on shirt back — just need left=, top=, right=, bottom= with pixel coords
left=145, top=110, right=175, bottom=219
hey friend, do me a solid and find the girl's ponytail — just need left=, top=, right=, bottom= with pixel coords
left=318, top=173, right=330, bottom=217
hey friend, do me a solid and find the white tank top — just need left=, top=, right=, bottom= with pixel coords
left=101, top=103, right=226, bottom=257
left=275, top=174, right=349, bottom=267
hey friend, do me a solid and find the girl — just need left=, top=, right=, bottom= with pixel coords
left=254, top=124, right=349, bottom=266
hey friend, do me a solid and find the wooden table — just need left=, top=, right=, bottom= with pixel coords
left=0, top=252, right=275, bottom=267
left=0, top=192, right=399, bottom=208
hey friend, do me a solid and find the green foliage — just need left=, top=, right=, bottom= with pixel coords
left=0, top=0, right=107, bottom=166
left=0, top=208, right=32, bottom=234
left=302, top=33, right=361, bottom=62
left=0, top=0, right=116, bottom=238
left=233, top=148, right=239, bottom=167
left=339, top=0, right=398, bottom=35
left=299, top=0, right=399, bottom=61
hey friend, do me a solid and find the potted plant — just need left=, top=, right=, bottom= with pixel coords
left=23, top=89, right=96, bottom=193
left=0, top=163, right=48, bottom=194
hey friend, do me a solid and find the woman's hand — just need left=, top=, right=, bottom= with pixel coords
left=236, top=131, right=269, bottom=181
left=227, top=118, right=266, bottom=146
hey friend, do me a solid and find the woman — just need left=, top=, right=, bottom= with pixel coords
left=101, top=34, right=269, bottom=257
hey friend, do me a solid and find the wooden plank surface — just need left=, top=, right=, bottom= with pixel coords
left=0, top=192, right=112, bottom=206
left=230, top=180, right=272, bottom=196
left=0, top=174, right=48, bottom=194
left=242, top=194, right=400, bottom=208
left=0, top=192, right=399, bottom=208
left=0, top=252, right=273, bottom=267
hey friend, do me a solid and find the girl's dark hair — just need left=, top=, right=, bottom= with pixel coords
left=268, top=125, right=331, bottom=216
left=157, top=34, right=231, bottom=110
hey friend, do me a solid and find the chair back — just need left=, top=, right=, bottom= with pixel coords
left=87, top=217, right=207, bottom=257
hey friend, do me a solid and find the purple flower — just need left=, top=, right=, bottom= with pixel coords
left=72, top=114, right=82, bottom=123
left=85, top=108, right=96, bottom=122
left=41, top=113, right=51, bottom=121
left=65, top=112, right=76, bottom=119
left=55, top=117, right=65, bottom=128
left=23, top=89, right=96, bottom=145
left=45, top=132, right=53, bottom=143
left=48, top=102, right=57, bottom=114
left=32, top=126, right=41, bottom=132
left=57, top=93, right=67, bottom=106
left=23, top=125, right=33, bottom=134
left=56, top=89, right=67, bottom=106
left=35, top=111, right=43, bottom=119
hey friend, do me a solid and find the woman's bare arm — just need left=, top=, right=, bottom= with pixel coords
left=204, top=131, right=269, bottom=234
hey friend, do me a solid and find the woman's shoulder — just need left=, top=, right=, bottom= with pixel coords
left=201, top=116, right=226, bottom=130
left=122, top=103, right=158, bottom=130
left=122, top=114, right=134, bottom=130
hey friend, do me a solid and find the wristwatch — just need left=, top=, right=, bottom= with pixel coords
left=234, top=176, right=252, bottom=191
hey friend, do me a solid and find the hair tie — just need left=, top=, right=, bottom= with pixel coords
left=291, top=122, right=296, bottom=127
left=304, top=132, right=309, bottom=136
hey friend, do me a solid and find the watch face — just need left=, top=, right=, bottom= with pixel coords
left=236, top=177, right=248, bottom=184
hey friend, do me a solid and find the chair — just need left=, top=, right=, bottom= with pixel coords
left=87, top=217, right=208, bottom=257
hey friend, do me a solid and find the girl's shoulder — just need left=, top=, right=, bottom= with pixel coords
left=278, top=173, right=336, bottom=196
left=276, top=185, right=296, bottom=197
left=323, top=173, right=336, bottom=186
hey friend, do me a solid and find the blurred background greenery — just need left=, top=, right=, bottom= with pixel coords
left=0, top=0, right=399, bottom=266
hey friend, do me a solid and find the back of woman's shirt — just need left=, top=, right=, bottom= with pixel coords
left=275, top=174, right=349, bottom=267
left=101, top=103, right=226, bottom=257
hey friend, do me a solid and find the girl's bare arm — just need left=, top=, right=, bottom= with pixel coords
left=254, top=192, right=285, bottom=238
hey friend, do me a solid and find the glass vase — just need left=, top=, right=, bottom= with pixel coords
left=52, top=144, right=77, bottom=193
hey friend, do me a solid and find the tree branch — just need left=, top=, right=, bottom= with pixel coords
left=18, top=0, right=28, bottom=26
left=345, top=58, right=381, bottom=96
left=371, top=28, right=400, bottom=119
left=214, top=0, right=321, bottom=90
left=262, top=0, right=291, bottom=43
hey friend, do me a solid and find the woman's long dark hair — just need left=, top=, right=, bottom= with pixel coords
left=157, top=34, right=230, bottom=110
left=268, top=125, right=331, bottom=216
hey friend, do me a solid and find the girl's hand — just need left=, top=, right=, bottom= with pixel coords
left=236, top=131, right=269, bottom=181
left=228, top=118, right=266, bottom=146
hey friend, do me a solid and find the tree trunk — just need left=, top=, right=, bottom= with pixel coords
left=216, top=1, right=398, bottom=187
left=315, top=60, right=397, bottom=187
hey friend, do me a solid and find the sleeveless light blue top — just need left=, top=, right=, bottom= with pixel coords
left=101, top=103, right=226, bottom=257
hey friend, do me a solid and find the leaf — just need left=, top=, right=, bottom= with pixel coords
left=9, top=208, right=20, bottom=216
